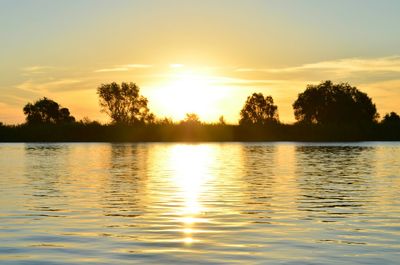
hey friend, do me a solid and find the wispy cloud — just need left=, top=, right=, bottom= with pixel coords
left=16, top=79, right=82, bottom=93
left=207, top=76, right=288, bottom=87
left=236, top=56, right=400, bottom=74
left=94, top=63, right=152, bottom=73
left=122, top=64, right=152, bottom=68
left=21, top=65, right=54, bottom=75
left=94, top=67, right=129, bottom=73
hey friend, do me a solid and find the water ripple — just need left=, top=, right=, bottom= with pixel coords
left=0, top=142, right=400, bottom=264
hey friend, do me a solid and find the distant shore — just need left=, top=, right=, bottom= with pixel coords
left=1, top=123, right=399, bottom=142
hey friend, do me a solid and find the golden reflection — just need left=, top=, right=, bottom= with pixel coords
left=167, top=144, right=216, bottom=244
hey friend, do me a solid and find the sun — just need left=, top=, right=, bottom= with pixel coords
left=167, top=72, right=212, bottom=117
left=149, top=69, right=229, bottom=122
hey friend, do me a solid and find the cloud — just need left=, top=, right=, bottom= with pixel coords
left=122, top=64, right=152, bottom=68
left=290, top=56, right=400, bottom=73
left=21, top=65, right=54, bottom=75
left=208, top=76, right=288, bottom=87
left=16, top=79, right=82, bottom=93
left=0, top=93, right=31, bottom=106
left=94, top=64, right=152, bottom=73
left=236, top=56, right=400, bottom=74
left=94, top=67, right=129, bottom=73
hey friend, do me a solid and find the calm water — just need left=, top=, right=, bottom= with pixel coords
left=0, top=142, right=400, bottom=264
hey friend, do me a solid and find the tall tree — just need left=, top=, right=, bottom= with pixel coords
left=23, top=97, right=75, bottom=124
left=97, top=82, right=154, bottom=124
left=239, top=93, right=279, bottom=125
left=293, top=81, right=378, bottom=125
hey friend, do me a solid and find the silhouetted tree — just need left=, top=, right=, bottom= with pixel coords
left=97, top=82, right=154, bottom=124
left=181, top=113, right=201, bottom=125
left=218, top=115, right=226, bottom=125
left=239, top=93, right=279, bottom=125
left=79, top=116, right=101, bottom=126
left=293, top=80, right=378, bottom=125
left=23, top=97, right=75, bottom=124
left=157, top=117, right=174, bottom=125
left=381, top=112, right=400, bottom=125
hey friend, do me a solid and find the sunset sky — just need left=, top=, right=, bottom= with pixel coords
left=1, top=0, right=400, bottom=124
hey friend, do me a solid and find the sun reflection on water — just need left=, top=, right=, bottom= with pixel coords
left=2, top=143, right=400, bottom=264
left=167, top=145, right=216, bottom=244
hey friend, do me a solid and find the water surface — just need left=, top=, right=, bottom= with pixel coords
left=1, top=142, right=399, bottom=264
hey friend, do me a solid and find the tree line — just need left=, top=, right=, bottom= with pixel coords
left=1, top=80, right=399, bottom=141
left=18, top=80, right=399, bottom=126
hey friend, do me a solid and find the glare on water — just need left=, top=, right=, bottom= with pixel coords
left=0, top=142, right=400, bottom=264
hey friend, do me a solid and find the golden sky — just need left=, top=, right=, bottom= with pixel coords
left=1, top=0, right=400, bottom=124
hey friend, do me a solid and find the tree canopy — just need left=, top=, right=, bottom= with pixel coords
left=97, top=82, right=154, bottom=124
left=23, top=97, right=75, bottom=124
left=293, top=80, right=378, bottom=125
left=239, top=93, right=279, bottom=125
left=382, top=112, right=400, bottom=125
left=218, top=115, right=226, bottom=125
left=181, top=113, right=201, bottom=125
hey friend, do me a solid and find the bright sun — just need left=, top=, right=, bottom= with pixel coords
left=150, top=70, right=229, bottom=122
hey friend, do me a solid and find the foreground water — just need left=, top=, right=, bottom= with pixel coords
left=0, top=142, right=399, bottom=264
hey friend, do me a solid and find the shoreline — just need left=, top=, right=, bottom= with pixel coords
left=1, top=123, right=399, bottom=142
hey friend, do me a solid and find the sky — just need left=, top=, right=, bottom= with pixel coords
left=1, top=0, right=400, bottom=124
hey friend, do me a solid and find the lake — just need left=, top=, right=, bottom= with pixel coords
left=1, top=142, right=399, bottom=264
